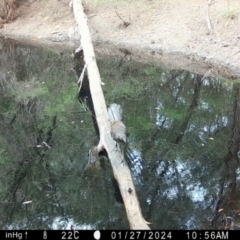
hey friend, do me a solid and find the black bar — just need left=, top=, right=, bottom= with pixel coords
left=0, top=230, right=238, bottom=240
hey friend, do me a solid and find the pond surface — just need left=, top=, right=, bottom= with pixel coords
left=0, top=37, right=240, bottom=230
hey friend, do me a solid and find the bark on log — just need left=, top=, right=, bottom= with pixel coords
left=72, top=0, right=150, bottom=229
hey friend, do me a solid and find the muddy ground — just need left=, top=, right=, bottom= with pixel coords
left=0, top=0, right=239, bottom=79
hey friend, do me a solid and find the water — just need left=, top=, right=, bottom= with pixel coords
left=0, top=37, right=239, bottom=230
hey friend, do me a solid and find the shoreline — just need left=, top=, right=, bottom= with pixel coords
left=0, top=0, right=239, bottom=79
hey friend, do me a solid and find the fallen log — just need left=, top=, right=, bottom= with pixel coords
left=72, top=0, right=150, bottom=229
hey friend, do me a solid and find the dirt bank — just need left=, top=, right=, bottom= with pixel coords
left=0, top=0, right=239, bottom=79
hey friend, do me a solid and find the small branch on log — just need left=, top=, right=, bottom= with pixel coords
left=77, top=57, right=94, bottom=91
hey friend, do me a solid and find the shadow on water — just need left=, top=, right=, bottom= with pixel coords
left=0, top=37, right=240, bottom=230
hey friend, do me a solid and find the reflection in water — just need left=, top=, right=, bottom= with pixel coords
left=0, top=37, right=239, bottom=230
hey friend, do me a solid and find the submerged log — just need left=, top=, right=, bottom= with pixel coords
left=72, top=0, right=150, bottom=229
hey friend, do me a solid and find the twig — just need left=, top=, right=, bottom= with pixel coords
left=42, top=142, right=51, bottom=149
left=77, top=61, right=89, bottom=92
left=78, top=57, right=104, bottom=92
left=232, top=50, right=240, bottom=56
left=205, top=0, right=217, bottom=34
left=201, top=69, right=212, bottom=82
left=115, top=11, right=130, bottom=28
